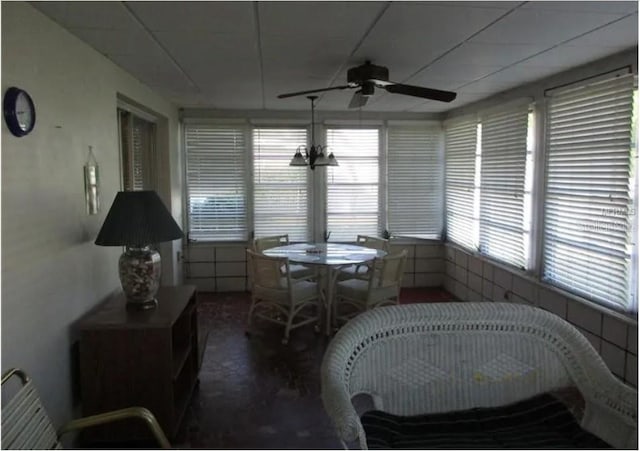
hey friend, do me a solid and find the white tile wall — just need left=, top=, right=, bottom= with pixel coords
left=216, top=262, right=246, bottom=277
left=215, top=246, right=247, bottom=261
left=188, top=262, right=215, bottom=278
left=628, top=325, right=638, bottom=355
left=626, top=354, right=637, bottom=388
left=185, top=241, right=446, bottom=293
left=602, top=315, right=628, bottom=349
left=538, top=288, right=568, bottom=318
left=493, top=267, right=513, bottom=291
left=468, top=256, right=483, bottom=276
left=415, top=273, right=444, bottom=286
left=576, top=326, right=602, bottom=353
left=512, top=276, right=537, bottom=304
left=468, top=273, right=483, bottom=294
left=444, top=243, right=637, bottom=387
left=601, top=341, right=626, bottom=378
left=567, top=300, right=602, bottom=336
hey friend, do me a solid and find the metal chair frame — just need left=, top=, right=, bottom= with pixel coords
left=1, top=368, right=170, bottom=449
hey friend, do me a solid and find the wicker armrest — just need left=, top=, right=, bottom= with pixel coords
left=321, top=378, right=366, bottom=449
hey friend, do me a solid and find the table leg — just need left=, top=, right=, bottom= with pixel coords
left=325, top=266, right=334, bottom=336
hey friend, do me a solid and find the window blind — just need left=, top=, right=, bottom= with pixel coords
left=543, top=74, right=635, bottom=310
left=253, top=128, right=309, bottom=242
left=185, top=124, right=247, bottom=241
left=387, top=125, right=443, bottom=239
left=119, top=111, right=155, bottom=191
left=445, top=117, right=478, bottom=250
left=326, top=128, right=380, bottom=242
left=479, top=103, right=530, bottom=268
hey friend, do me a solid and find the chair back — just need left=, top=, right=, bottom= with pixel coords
left=356, top=235, right=389, bottom=252
left=254, top=234, right=290, bottom=252
left=2, top=368, right=62, bottom=450
left=247, top=249, right=290, bottom=290
left=373, top=250, right=407, bottom=288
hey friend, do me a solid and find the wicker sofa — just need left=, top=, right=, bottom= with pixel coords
left=321, top=302, right=637, bottom=449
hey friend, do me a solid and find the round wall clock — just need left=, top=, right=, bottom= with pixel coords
left=3, top=87, right=36, bottom=137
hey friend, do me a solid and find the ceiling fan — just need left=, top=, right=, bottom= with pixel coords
left=277, top=61, right=457, bottom=108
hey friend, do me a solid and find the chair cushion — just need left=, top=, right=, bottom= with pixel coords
left=254, top=280, right=317, bottom=305
left=360, top=393, right=611, bottom=449
left=337, top=278, right=398, bottom=304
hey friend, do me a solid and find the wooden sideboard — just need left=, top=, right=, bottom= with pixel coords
left=78, top=285, right=204, bottom=443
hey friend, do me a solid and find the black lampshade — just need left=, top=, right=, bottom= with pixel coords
left=95, top=190, right=183, bottom=247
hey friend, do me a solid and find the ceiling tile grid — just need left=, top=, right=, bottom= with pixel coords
left=29, top=1, right=638, bottom=113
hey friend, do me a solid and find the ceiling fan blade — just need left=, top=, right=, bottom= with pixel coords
left=384, top=83, right=457, bottom=103
left=348, top=90, right=369, bottom=109
left=277, top=85, right=352, bottom=99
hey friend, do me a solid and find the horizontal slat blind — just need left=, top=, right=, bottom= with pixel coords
left=445, top=117, right=478, bottom=250
left=479, top=104, right=530, bottom=268
left=185, top=124, right=247, bottom=241
left=326, top=128, right=380, bottom=242
left=387, top=125, right=443, bottom=239
left=131, top=117, right=147, bottom=190
left=543, top=74, right=634, bottom=310
left=253, top=128, right=309, bottom=242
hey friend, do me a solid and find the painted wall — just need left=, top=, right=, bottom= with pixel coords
left=1, top=2, right=180, bottom=427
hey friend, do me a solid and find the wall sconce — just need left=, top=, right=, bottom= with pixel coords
left=84, top=146, right=100, bottom=215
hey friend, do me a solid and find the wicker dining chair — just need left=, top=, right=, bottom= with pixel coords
left=1, top=368, right=170, bottom=449
left=334, top=250, right=407, bottom=324
left=253, top=234, right=315, bottom=280
left=338, top=235, right=390, bottom=281
left=246, top=249, right=321, bottom=344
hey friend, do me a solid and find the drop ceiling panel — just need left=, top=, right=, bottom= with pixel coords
left=66, top=27, right=157, bottom=57
left=521, top=1, right=638, bottom=15
left=366, top=94, right=429, bottom=112
left=112, top=51, right=196, bottom=92
left=261, top=36, right=355, bottom=82
left=31, top=1, right=135, bottom=30
left=355, top=2, right=517, bottom=81
left=29, top=1, right=637, bottom=113
left=258, top=2, right=385, bottom=39
left=428, top=1, right=522, bottom=9
left=433, top=42, right=549, bottom=69
left=408, top=62, right=504, bottom=89
left=561, top=13, right=638, bottom=49
left=194, top=82, right=263, bottom=110
left=125, top=1, right=255, bottom=33
left=518, top=44, right=632, bottom=69
left=410, top=92, right=490, bottom=112
left=153, top=31, right=260, bottom=78
left=471, top=8, right=626, bottom=45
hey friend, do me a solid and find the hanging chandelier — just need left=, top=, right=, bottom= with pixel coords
left=289, top=95, right=338, bottom=170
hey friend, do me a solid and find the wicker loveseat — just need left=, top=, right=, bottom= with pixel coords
left=321, top=302, right=637, bottom=449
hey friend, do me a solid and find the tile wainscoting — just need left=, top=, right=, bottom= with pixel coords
left=183, top=240, right=446, bottom=293
left=443, top=243, right=638, bottom=387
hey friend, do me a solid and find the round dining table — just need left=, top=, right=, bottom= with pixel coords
left=263, top=242, right=387, bottom=335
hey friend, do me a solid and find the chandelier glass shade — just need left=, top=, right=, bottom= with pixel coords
left=289, top=96, right=338, bottom=170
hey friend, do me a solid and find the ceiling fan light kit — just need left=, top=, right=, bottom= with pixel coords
left=288, top=96, right=338, bottom=170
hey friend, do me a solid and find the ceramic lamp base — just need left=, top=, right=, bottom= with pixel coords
left=119, top=246, right=161, bottom=309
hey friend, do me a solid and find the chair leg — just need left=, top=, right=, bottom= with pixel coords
left=246, top=296, right=258, bottom=336
left=282, top=306, right=295, bottom=344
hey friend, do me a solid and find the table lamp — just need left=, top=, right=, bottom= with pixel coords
left=95, top=190, right=184, bottom=309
